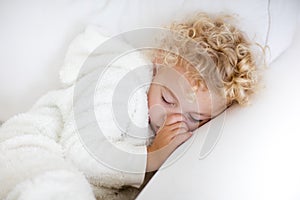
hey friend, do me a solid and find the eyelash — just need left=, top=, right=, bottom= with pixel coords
left=161, top=94, right=175, bottom=106
left=189, top=115, right=203, bottom=123
left=162, top=94, right=203, bottom=123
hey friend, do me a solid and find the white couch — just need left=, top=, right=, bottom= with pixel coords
left=0, top=0, right=299, bottom=199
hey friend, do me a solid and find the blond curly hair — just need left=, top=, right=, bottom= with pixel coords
left=149, top=12, right=262, bottom=106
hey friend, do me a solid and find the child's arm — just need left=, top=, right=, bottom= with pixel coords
left=146, top=114, right=193, bottom=171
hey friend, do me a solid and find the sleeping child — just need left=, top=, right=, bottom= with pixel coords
left=0, top=12, right=260, bottom=200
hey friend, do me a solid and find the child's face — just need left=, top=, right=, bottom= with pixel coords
left=147, top=65, right=225, bottom=133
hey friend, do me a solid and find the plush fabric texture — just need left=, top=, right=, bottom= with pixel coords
left=0, top=26, right=153, bottom=200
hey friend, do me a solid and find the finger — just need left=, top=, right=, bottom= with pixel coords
left=170, top=132, right=193, bottom=148
left=168, top=121, right=188, bottom=131
left=174, top=127, right=189, bottom=135
left=163, top=127, right=189, bottom=141
left=157, top=119, right=186, bottom=134
left=164, top=113, right=185, bottom=126
left=157, top=122, right=188, bottom=140
left=167, top=128, right=190, bottom=141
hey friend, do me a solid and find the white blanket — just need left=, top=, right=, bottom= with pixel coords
left=0, top=26, right=153, bottom=200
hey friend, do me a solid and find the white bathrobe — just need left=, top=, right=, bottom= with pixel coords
left=0, top=26, right=154, bottom=200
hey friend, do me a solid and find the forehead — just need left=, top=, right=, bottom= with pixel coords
left=153, top=66, right=211, bottom=110
left=154, top=66, right=195, bottom=97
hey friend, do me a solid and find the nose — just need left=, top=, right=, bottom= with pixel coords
left=165, top=104, right=185, bottom=117
left=164, top=112, right=189, bottom=132
left=165, top=109, right=188, bottom=123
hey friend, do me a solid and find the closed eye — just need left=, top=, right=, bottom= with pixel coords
left=161, top=94, right=175, bottom=105
left=188, top=114, right=203, bottom=123
left=191, top=117, right=203, bottom=123
left=160, top=87, right=177, bottom=105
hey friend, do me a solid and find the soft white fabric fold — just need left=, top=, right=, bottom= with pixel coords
left=0, top=25, right=153, bottom=200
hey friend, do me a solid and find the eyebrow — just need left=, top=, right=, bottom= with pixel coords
left=163, top=86, right=211, bottom=118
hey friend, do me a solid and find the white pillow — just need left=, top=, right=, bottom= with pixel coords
left=92, top=0, right=299, bottom=62
left=0, top=0, right=299, bottom=121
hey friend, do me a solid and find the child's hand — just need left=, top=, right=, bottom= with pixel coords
left=146, top=113, right=193, bottom=171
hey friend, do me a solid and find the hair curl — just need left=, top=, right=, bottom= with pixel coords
left=149, top=12, right=262, bottom=106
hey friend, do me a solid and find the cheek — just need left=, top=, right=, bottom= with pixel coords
left=148, top=104, right=166, bottom=126
left=147, top=88, right=166, bottom=127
